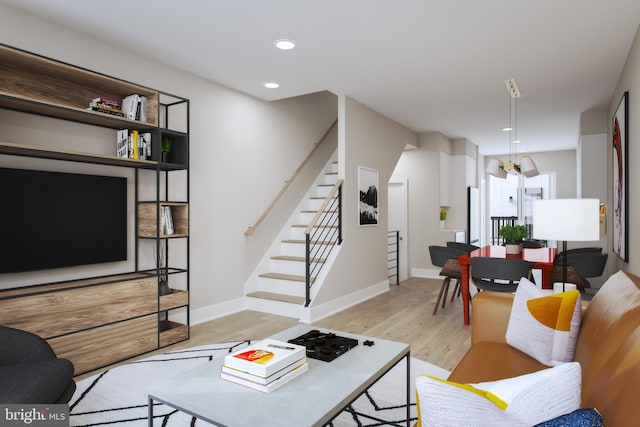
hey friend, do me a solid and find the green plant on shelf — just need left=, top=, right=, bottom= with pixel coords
left=161, top=137, right=172, bottom=153
left=161, top=137, right=172, bottom=163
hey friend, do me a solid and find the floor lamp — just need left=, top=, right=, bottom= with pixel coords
left=532, top=199, right=600, bottom=291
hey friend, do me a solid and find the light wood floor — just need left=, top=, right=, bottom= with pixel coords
left=76, top=277, right=470, bottom=380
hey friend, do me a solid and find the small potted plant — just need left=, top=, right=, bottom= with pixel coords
left=439, top=207, right=448, bottom=229
left=160, top=137, right=172, bottom=163
left=498, top=224, right=529, bottom=254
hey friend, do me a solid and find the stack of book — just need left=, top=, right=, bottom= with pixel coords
left=221, top=339, right=308, bottom=393
left=121, top=94, right=147, bottom=121
left=116, top=129, right=151, bottom=160
left=88, top=96, right=125, bottom=117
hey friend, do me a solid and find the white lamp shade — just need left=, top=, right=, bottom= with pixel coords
left=519, top=155, right=539, bottom=178
left=532, top=199, right=600, bottom=241
left=486, top=158, right=505, bottom=178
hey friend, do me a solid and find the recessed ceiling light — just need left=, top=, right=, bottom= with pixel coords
left=512, top=139, right=521, bottom=144
left=502, top=127, right=512, bottom=132
left=274, top=39, right=296, bottom=50
left=264, top=82, right=280, bottom=89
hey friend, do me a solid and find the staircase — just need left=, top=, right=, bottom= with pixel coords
left=245, top=156, right=341, bottom=318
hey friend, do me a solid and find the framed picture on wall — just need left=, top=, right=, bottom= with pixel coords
left=612, top=91, right=629, bottom=261
left=358, top=166, right=378, bottom=226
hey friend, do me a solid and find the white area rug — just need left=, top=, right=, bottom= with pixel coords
left=69, top=340, right=449, bottom=427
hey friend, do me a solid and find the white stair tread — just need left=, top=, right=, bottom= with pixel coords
left=271, top=255, right=326, bottom=263
left=282, top=239, right=337, bottom=245
left=259, top=272, right=316, bottom=283
left=247, top=291, right=305, bottom=305
left=291, top=224, right=338, bottom=228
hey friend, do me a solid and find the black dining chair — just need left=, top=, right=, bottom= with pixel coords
left=552, top=252, right=608, bottom=291
left=553, top=247, right=602, bottom=265
left=470, top=257, right=532, bottom=293
left=429, top=246, right=464, bottom=315
left=522, top=239, right=545, bottom=248
left=446, top=242, right=479, bottom=255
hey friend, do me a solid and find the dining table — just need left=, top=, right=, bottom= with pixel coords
left=457, top=245, right=557, bottom=325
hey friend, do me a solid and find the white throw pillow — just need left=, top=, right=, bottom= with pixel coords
left=506, top=277, right=581, bottom=366
left=415, top=362, right=581, bottom=427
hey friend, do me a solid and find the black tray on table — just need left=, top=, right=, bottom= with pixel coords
left=288, top=329, right=358, bottom=362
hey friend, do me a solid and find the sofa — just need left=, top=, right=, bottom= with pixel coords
left=0, top=325, right=76, bottom=404
left=442, top=270, right=640, bottom=426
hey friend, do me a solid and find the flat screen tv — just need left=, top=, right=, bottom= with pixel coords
left=0, top=167, right=127, bottom=274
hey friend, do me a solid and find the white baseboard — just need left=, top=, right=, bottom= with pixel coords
left=189, top=297, right=246, bottom=326
left=190, top=279, right=396, bottom=326
left=303, top=280, right=390, bottom=324
left=412, top=267, right=441, bottom=279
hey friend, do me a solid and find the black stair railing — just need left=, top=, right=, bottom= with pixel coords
left=304, top=179, right=343, bottom=306
left=490, top=216, right=517, bottom=245
left=387, top=230, right=400, bottom=285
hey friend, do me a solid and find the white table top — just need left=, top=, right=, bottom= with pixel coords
left=148, top=324, right=410, bottom=427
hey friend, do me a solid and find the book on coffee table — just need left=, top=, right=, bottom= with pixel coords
left=221, top=361, right=309, bottom=393
left=223, top=339, right=306, bottom=378
left=221, top=355, right=307, bottom=385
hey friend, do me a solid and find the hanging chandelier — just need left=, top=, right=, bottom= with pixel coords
left=487, top=78, right=539, bottom=178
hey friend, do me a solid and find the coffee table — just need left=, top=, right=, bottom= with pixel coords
left=148, top=324, right=410, bottom=426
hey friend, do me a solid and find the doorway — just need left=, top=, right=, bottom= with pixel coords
left=488, top=172, right=553, bottom=242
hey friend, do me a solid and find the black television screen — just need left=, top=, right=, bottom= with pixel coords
left=0, top=167, right=127, bottom=274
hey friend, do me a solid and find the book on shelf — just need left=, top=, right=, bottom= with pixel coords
left=131, top=130, right=139, bottom=160
left=121, top=94, right=147, bottom=121
left=116, top=129, right=128, bottom=158
left=220, top=362, right=308, bottom=393
left=139, top=96, right=147, bottom=122
left=87, top=106, right=125, bottom=117
left=139, top=132, right=151, bottom=160
left=89, top=102, right=122, bottom=112
left=223, top=339, right=307, bottom=378
left=161, top=206, right=174, bottom=235
left=92, top=96, right=120, bottom=107
left=88, top=97, right=125, bottom=117
left=121, top=94, right=139, bottom=120
left=116, top=130, right=151, bottom=160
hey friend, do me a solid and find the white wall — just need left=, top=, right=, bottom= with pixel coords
left=0, top=5, right=338, bottom=318
left=608, top=25, right=640, bottom=275
left=392, top=132, right=443, bottom=271
left=310, top=96, right=416, bottom=309
left=574, top=131, right=608, bottom=287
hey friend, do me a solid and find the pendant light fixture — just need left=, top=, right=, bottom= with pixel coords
left=487, top=78, right=539, bottom=178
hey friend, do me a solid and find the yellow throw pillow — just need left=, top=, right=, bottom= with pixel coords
left=506, top=277, right=581, bottom=366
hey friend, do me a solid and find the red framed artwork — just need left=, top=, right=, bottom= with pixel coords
left=612, top=91, right=629, bottom=261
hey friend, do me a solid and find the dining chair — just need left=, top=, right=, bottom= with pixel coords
left=552, top=252, right=608, bottom=291
left=522, top=239, right=545, bottom=248
left=470, top=257, right=532, bottom=293
left=446, top=242, right=479, bottom=254
left=553, top=247, right=602, bottom=265
left=428, top=245, right=464, bottom=315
